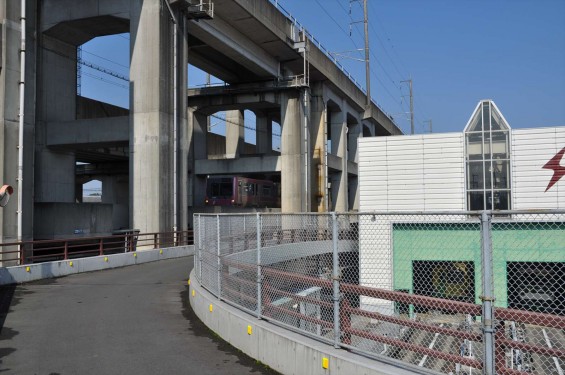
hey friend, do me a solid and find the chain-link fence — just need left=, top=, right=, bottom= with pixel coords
left=194, top=211, right=565, bottom=375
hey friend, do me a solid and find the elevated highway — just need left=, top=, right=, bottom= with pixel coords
left=0, top=0, right=403, bottom=245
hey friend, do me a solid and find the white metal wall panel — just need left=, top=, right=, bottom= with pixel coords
left=358, top=133, right=465, bottom=212
left=512, top=127, right=565, bottom=209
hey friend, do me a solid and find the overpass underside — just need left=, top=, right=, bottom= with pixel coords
left=0, top=0, right=401, bottom=246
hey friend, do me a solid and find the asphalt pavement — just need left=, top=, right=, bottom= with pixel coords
left=0, top=256, right=279, bottom=375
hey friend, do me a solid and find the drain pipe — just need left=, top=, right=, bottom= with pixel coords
left=17, top=0, right=26, bottom=244
left=163, top=0, right=178, bottom=238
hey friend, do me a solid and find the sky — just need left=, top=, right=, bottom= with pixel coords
left=79, top=0, right=565, bottom=137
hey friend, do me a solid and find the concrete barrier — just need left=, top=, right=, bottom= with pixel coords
left=0, top=245, right=194, bottom=285
left=189, top=270, right=425, bottom=375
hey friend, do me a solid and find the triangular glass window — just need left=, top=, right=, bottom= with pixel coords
left=465, top=100, right=511, bottom=211
left=467, top=107, right=482, bottom=132
left=490, top=104, right=509, bottom=131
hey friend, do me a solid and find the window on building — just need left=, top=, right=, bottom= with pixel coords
left=465, top=100, right=511, bottom=211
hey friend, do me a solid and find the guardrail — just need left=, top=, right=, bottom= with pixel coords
left=195, top=211, right=565, bottom=375
left=0, top=230, right=194, bottom=265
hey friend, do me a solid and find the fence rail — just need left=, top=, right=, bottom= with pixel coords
left=195, top=211, right=565, bottom=375
left=0, top=230, right=194, bottom=265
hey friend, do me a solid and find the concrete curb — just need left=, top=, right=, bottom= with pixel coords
left=0, top=245, right=194, bottom=285
left=189, top=270, right=423, bottom=375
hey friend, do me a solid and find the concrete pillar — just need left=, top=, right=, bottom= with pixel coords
left=280, top=90, right=307, bottom=213
left=225, top=109, right=244, bottom=158
left=187, top=108, right=208, bottom=222
left=0, top=0, right=36, bottom=244
left=130, top=0, right=174, bottom=233
left=349, top=177, right=359, bottom=212
left=178, top=14, right=189, bottom=230
left=310, top=86, right=327, bottom=212
left=348, top=121, right=361, bottom=163
left=34, top=32, right=77, bottom=238
left=255, top=111, right=272, bottom=155
left=100, top=175, right=129, bottom=231
left=329, top=104, right=347, bottom=212
left=348, top=120, right=361, bottom=211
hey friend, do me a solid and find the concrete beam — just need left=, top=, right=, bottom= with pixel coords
left=42, top=0, right=130, bottom=44
left=187, top=86, right=280, bottom=115
left=186, top=12, right=279, bottom=79
left=326, top=154, right=342, bottom=172
left=194, top=156, right=281, bottom=175
left=347, top=161, right=358, bottom=176
left=46, top=116, right=129, bottom=147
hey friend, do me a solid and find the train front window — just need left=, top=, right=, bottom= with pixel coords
left=211, top=182, right=232, bottom=198
left=245, top=183, right=256, bottom=196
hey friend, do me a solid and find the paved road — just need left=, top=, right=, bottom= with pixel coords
left=0, top=257, right=279, bottom=375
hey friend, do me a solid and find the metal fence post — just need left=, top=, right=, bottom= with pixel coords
left=19, top=243, right=25, bottom=265
left=332, top=212, right=341, bottom=349
left=198, top=214, right=202, bottom=281
left=481, top=211, right=495, bottom=375
left=217, top=215, right=221, bottom=299
left=256, top=213, right=262, bottom=319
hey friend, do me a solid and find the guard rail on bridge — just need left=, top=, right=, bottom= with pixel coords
left=0, top=230, right=194, bottom=265
left=194, top=212, right=565, bottom=375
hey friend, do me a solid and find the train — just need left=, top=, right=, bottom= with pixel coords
left=205, top=176, right=280, bottom=208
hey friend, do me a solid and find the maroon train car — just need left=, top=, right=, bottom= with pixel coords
left=205, top=176, right=280, bottom=208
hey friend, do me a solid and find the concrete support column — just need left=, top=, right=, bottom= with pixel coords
left=1, top=0, right=36, bottom=243
left=187, top=109, right=208, bottom=223
left=255, top=111, right=272, bottom=155
left=348, top=121, right=360, bottom=211
left=178, top=14, right=189, bottom=230
left=348, top=122, right=361, bottom=163
left=349, top=177, right=359, bottom=212
left=130, top=0, right=174, bottom=233
left=34, top=33, right=77, bottom=239
left=280, top=90, right=307, bottom=213
left=330, top=104, right=347, bottom=212
left=310, top=86, right=326, bottom=212
left=225, top=109, right=244, bottom=158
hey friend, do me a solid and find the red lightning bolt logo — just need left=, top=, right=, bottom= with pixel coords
left=543, top=147, right=565, bottom=192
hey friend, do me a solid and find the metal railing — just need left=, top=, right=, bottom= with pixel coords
left=0, top=230, right=194, bottom=265
left=194, top=211, right=565, bottom=375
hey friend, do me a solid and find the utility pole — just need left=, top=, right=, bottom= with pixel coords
left=363, top=0, right=371, bottom=109
left=401, top=79, right=414, bottom=134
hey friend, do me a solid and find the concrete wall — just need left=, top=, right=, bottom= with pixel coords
left=76, top=96, right=129, bottom=119
left=189, top=270, right=421, bottom=375
left=34, top=202, right=113, bottom=239
left=0, top=245, right=193, bottom=285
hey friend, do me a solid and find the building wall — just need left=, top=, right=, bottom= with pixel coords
left=357, top=126, right=565, bottom=313
left=358, top=133, right=465, bottom=212
left=512, top=127, right=565, bottom=209
left=392, top=223, right=565, bottom=308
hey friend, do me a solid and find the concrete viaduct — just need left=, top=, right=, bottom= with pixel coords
left=0, top=0, right=401, bottom=244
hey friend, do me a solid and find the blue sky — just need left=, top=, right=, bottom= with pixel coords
left=79, top=0, right=565, bottom=136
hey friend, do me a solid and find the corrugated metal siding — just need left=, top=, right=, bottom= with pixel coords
left=512, top=127, right=565, bottom=209
left=359, top=133, right=465, bottom=212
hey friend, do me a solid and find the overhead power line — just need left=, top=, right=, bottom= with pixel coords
left=82, top=72, right=129, bottom=90
left=82, top=49, right=129, bottom=70
left=80, top=60, right=129, bottom=82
